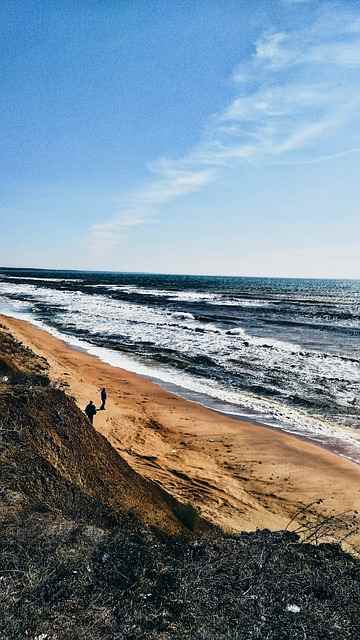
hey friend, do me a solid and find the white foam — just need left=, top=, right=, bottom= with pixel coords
left=171, top=312, right=195, bottom=321
left=85, top=284, right=224, bottom=304
left=0, top=279, right=360, bottom=463
left=85, top=284, right=171, bottom=296
left=210, top=299, right=271, bottom=307
left=227, top=327, right=247, bottom=337
left=3, top=299, right=360, bottom=462
left=1, top=276, right=83, bottom=282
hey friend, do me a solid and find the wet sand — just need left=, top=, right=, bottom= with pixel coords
left=2, top=313, right=360, bottom=544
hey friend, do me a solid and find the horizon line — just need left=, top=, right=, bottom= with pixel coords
left=0, top=265, right=359, bottom=282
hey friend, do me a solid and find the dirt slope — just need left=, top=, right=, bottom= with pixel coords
left=0, top=323, right=200, bottom=535
left=2, top=327, right=360, bottom=639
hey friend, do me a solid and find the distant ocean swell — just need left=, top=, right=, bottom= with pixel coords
left=0, top=269, right=360, bottom=462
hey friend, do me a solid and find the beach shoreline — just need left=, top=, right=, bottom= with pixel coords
left=2, top=305, right=360, bottom=464
left=2, top=312, right=360, bottom=541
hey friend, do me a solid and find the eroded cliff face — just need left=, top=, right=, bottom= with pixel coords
left=0, top=323, right=200, bottom=536
left=1, top=325, right=360, bottom=640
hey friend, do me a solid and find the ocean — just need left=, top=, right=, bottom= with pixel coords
left=1, top=268, right=360, bottom=460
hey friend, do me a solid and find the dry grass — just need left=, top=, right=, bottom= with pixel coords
left=2, top=509, right=360, bottom=640
left=1, top=323, right=360, bottom=639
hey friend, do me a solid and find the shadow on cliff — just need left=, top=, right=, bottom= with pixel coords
left=1, top=323, right=360, bottom=640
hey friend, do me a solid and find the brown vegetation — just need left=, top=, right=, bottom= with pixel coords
left=1, top=323, right=360, bottom=639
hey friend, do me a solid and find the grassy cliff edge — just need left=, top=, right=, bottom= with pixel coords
left=1, top=323, right=360, bottom=640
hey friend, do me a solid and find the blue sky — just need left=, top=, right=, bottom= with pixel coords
left=1, top=0, right=360, bottom=277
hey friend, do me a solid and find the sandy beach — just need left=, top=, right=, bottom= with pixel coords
left=2, top=312, right=360, bottom=542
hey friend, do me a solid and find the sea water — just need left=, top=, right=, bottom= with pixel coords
left=0, top=268, right=359, bottom=460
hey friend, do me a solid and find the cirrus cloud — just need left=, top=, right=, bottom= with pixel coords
left=88, top=2, right=360, bottom=252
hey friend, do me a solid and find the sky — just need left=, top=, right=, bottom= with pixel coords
left=1, top=0, right=360, bottom=278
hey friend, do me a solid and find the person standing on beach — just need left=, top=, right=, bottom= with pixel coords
left=85, top=401, right=97, bottom=425
left=100, top=387, right=107, bottom=410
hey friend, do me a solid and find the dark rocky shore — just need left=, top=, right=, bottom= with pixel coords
left=1, top=323, right=360, bottom=640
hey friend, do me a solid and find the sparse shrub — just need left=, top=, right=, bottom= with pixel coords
left=2, top=324, right=360, bottom=639
left=172, top=501, right=200, bottom=531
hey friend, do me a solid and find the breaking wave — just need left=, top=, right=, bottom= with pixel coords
left=0, top=268, right=359, bottom=460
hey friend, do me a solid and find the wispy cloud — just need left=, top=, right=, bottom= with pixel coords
left=88, top=167, right=215, bottom=249
left=89, top=2, right=360, bottom=249
left=271, top=146, right=360, bottom=166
